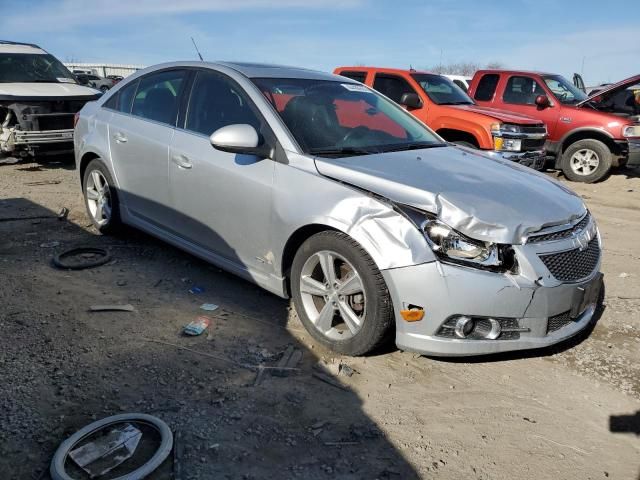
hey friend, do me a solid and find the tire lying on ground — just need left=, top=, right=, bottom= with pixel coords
left=50, top=413, right=173, bottom=480
left=290, top=231, right=394, bottom=356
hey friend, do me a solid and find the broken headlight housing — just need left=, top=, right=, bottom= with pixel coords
left=422, top=219, right=501, bottom=268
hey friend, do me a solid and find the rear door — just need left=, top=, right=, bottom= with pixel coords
left=108, top=69, right=188, bottom=227
left=167, top=69, right=275, bottom=274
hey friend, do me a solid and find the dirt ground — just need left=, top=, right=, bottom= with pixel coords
left=0, top=155, right=638, bottom=480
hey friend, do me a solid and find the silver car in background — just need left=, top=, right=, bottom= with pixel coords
left=74, top=61, right=603, bottom=356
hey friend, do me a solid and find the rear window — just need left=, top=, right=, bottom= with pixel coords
left=131, top=70, right=187, bottom=126
left=104, top=79, right=138, bottom=114
left=474, top=74, right=499, bottom=101
left=338, top=71, right=367, bottom=83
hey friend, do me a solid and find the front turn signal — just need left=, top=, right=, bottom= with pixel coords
left=400, top=308, right=425, bottom=322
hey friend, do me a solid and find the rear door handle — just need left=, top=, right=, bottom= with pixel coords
left=171, top=154, right=192, bottom=169
left=113, top=132, right=127, bottom=143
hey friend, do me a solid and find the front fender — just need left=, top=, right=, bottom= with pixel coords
left=432, top=115, right=492, bottom=148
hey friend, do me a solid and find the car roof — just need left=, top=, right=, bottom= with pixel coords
left=0, top=40, right=45, bottom=54
left=218, top=62, right=347, bottom=81
left=474, top=69, right=555, bottom=77
left=336, top=66, right=436, bottom=76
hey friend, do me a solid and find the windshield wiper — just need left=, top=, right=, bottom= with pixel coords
left=380, top=142, right=446, bottom=152
left=309, top=146, right=379, bottom=157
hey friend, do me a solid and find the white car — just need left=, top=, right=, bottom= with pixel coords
left=0, top=40, right=100, bottom=157
left=442, top=74, right=473, bottom=92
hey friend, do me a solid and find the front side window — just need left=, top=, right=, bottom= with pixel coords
left=543, top=75, right=588, bottom=105
left=0, top=53, right=76, bottom=83
left=372, top=74, right=418, bottom=104
left=253, top=78, right=442, bottom=156
left=412, top=74, right=473, bottom=105
left=503, top=76, right=547, bottom=105
left=131, top=70, right=187, bottom=126
left=474, top=74, right=499, bottom=101
left=185, top=70, right=261, bottom=136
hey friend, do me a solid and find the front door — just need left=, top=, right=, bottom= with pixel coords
left=168, top=69, right=275, bottom=276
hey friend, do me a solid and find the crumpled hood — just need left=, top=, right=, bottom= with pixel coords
left=450, top=104, right=544, bottom=125
left=0, top=82, right=100, bottom=99
left=314, top=146, right=585, bottom=245
left=577, top=73, right=640, bottom=107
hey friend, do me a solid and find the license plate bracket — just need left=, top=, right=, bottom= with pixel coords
left=570, top=273, right=603, bottom=319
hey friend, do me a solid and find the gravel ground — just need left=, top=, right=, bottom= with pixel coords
left=0, top=155, right=638, bottom=480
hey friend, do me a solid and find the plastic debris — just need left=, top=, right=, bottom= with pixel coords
left=199, top=303, right=219, bottom=312
left=57, top=207, right=69, bottom=220
left=183, top=316, right=211, bottom=336
left=89, top=304, right=135, bottom=312
left=189, top=286, right=205, bottom=294
left=40, top=241, right=60, bottom=248
left=69, top=423, right=142, bottom=478
left=619, top=272, right=630, bottom=278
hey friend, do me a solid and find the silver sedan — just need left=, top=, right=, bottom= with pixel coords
left=74, top=61, right=603, bottom=356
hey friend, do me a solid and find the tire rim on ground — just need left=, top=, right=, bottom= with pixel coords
left=570, top=148, right=600, bottom=176
left=299, top=250, right=366, bottom=341
left=85, top=169, right=112, bottom=226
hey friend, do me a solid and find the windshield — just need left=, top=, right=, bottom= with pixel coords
left=411, top=73, right=474, bottom=105
left=543, top=75, right=588, bottom=105
left=0, top=53, right=76, bottom=83
left=253, top=78, right=442, bottom=156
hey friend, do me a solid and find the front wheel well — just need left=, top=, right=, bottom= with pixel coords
left=561, top=131, right=618, bottom=154
left=281, top=224, right=339, bottom=296
left=435, top=129, right=480, bottom=148
left=79, top=152, right=100, bottom=185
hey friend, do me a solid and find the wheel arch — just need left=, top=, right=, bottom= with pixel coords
left=79, top=151, right=101, bottom=186
left=560, top=128, right=617, bottom=153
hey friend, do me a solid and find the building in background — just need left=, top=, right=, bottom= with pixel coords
left=63, top=63, right=144, bottom=78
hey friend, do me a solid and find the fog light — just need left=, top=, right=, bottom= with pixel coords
left=473, top=318, right=502, bottom=340
left=454, top=316, right=474, bottom=338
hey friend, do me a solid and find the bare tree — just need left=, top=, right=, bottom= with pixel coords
left=428, top=61, right=506, bottom=75
left=485, top=61, right=505, bottom=70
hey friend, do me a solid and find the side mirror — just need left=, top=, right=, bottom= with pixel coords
left=209, top=124, right=272, bottom=158
left=400, top=92, right=423, bottom=109
left=535, top=94, right=551, bottom=109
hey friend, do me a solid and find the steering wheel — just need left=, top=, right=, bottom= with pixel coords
left=338, top=126, right=371, bottom=147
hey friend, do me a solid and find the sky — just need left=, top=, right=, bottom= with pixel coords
left=1, top=0, right=638, bottom=86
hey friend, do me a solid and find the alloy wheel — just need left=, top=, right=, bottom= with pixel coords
left=298, top=250, right=366, bottom=341
left=85, top=170, right=112, bottom=226
left=570, top=148, right=600, bottom=176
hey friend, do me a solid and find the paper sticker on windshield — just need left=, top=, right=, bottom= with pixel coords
left=57, top=77, right=75, bottom=83
left=342, top=83, right=369, bottom=93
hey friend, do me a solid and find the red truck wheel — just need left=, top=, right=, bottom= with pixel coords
left=561, top=139, right=612, bottom=183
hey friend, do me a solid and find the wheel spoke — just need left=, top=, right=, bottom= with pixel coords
left=317, top=251, right=336, bottom=285
left=86, top=187, right=99, bottom=201
left=91, top=170, right=102, bottom=190
left=337, top=300, right=361, bottom=334
left=337, top=272, right=363, bottom=296
left=95, top=203, right=104, bottom=220
left=312, top=301, right=335, bottom=333
left=300, top=275, right=329, bottom=296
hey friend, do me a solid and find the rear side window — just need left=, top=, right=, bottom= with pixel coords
left=185, top=70, right=261, bottom=136
left=452, top=79, right=467, bottom=91
left=339, top=71, right=367, bottom=83
left=131, top=70, right=187, bottom=126
left=474, top=74, right=499, bottom=101
left=104, top=79, right=138, bottom=114
left=503, top=76, right=546, bottom=105
left=372, top=74, right=417, bottom=104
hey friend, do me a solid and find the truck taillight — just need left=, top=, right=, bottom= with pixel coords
left=73, top=112, right=80, bottom=128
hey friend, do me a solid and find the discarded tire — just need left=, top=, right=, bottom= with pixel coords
left=50, top=413, right=173, bottom=480
left=52, top=247, right=111, bottom=270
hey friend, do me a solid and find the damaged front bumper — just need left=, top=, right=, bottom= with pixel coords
left=485, top=149, right=547, bottom=171
left=383, top=229, right=603, bottom=356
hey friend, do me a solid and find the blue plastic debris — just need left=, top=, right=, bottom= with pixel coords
left=189, top=286, right=205, bottom=294
left=183, top=316, right=211, bottom=336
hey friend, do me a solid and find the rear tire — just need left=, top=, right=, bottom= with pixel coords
left=291, top=231, right=393, bottom=356
left=82, top=158, right=122, bottom=234
left=561, top=139, right=612, bottom=183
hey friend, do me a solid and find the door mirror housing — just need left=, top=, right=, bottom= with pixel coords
left=400, top=92, right=423, bottom=109
left=210, top=124, right=272, bottom=158
left=535, top=94, right=551, bottom=109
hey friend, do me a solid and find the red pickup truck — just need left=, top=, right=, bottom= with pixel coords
left=468, top=70, right=640, bottom=182
left=334, top=67, right=548, bottom=170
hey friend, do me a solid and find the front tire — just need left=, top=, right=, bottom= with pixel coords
left=291, top=231, right=393, bottom=356
left=82, top=158, right=122, bottom=234
left=561, top=139, right=612, bottom=183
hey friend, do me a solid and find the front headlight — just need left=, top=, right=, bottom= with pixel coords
left=623, top=125, right=640, bottom=138
left=491, top=123, right=523, bottom=151
left=422, top=220, right=501, bottom=267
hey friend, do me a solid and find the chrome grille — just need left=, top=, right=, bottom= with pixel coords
left=528, top=213, right=590, bottom=244
left=436, top=317, right=521, bottom=340
left=539, top=238, right=600, bottom=282
left=547, top=311, right=572, bottom=334
left=521, top=125, right=547, bottom=135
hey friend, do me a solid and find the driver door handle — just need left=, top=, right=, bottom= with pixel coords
left=112, top=132, right=127, bottom=144
left=171, top=154, right=192, bottom=169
